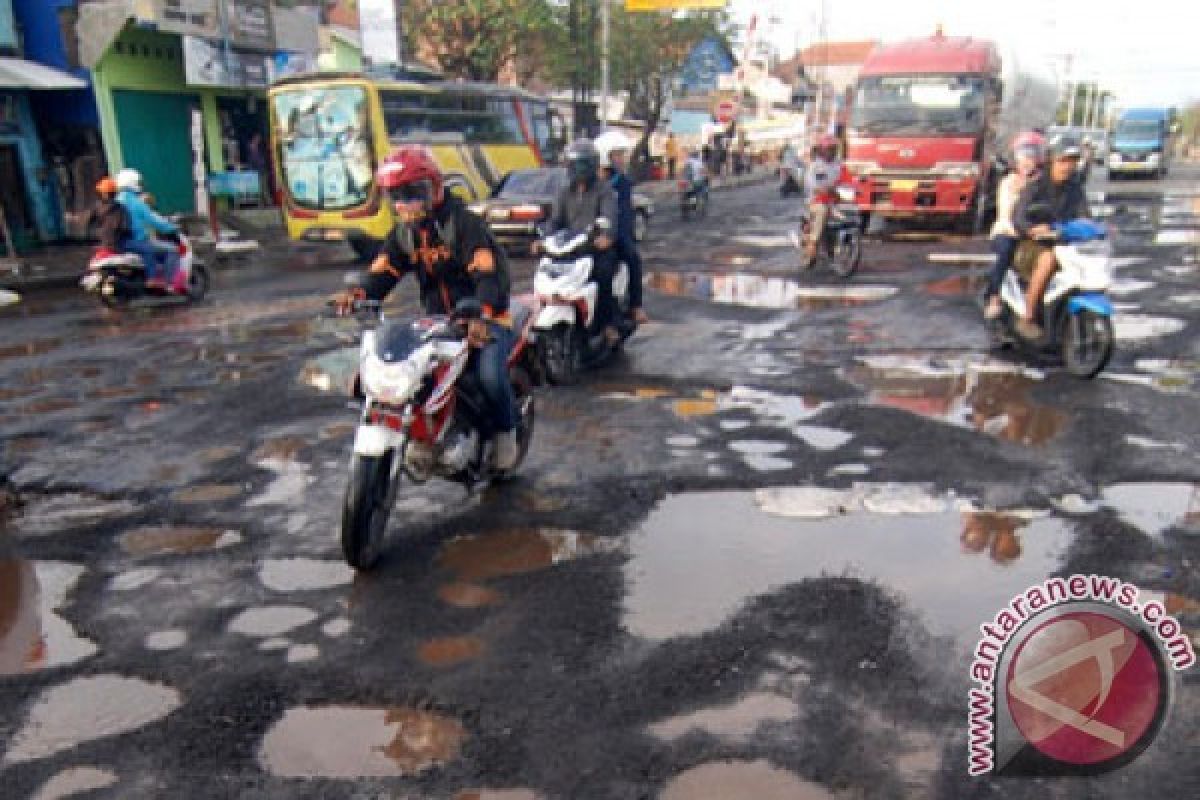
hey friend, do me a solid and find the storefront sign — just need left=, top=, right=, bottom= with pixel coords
left=229, top=0, right=275, bottom=51
left=183, top=35, right=271, bottom=88
left=145, top=0, right=220, bottom=39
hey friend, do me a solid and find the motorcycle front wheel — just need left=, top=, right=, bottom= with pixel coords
left=544, top=323, right=583, bottom=386
left=830, top=228, right=863, bottom=278
left=1061, top=310, right=1114, bottom=379
left=187, top=263, right=211, bottom=301
left=99, top=276, right=132, bottom=310
left=340, top=451, right=396, bottom=570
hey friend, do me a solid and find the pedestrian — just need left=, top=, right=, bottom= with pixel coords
left=665, top=133, right=679, bottom=181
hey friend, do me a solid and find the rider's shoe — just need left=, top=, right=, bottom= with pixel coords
left=493, top=430, right=519, bottom=470
left=1015, top=318, right=1043, bottom=340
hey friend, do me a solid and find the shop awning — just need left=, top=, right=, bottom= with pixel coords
left=0, top=58, right=88, bottom=91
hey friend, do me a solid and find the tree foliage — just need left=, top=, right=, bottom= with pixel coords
left=400, top=0, right=556, bottom=82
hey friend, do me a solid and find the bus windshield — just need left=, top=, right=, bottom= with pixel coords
left=851, top=75, right=987, bottom=136
left=272, top=85, right=374, bottom=211
left=1115, top=119, right=1162, bottom=140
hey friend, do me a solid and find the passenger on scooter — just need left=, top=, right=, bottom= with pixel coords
left=115, top=169, right=182, bottom=292
left=595, top=129, right=649, bottom=325
left=542, top=138, right=621, bottom=345
left=85, top=177, right=132, bottom=254
left=330, top=146, right=520, bottom=470
left=983, top=131, right=1045, bottom=320
left=682, top=149, right=709, bottom=196
left=798, top=134, right=852, bottom=268
left=1011, top=138, right=1091, bottom=339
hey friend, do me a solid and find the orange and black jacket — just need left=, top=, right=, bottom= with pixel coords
left=362, top=194, right=510, bottom=319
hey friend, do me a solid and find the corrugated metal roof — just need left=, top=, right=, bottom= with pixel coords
left=0, top=58, right=87, bottom=90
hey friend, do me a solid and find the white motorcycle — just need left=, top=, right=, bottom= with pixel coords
left=991, top=218, right=1115, bottom=378
left=533, top=224, right=635, bottom=385
left=338, top=297, right=540, bottom=569
left=80, top=232, right=209, bottom=309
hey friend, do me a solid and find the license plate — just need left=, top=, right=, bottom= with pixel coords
left=890, top=179, right=918, bottom=192
left=324, top=229, right=345, bottom=242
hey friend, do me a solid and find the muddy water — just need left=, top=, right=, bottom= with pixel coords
left=172, top=484, right=244, bottom=505
left=623, top=491, right=1070, bottom=643
left=0, top=560, right=97, bottom=675
left=660, top=760, right=834, bottom=800
left=844, top=357, right=1066, bottom=447
left=258, top=558, right=354, bottom=592
left=258, top=706, right=466, bottom=778
left=118, top=526, right=242, bottom=557
left=418, top=636, right=486, bottom=667
left=438, top=583, right=503, bottom=609
left=646, top=272, right=896, bottom=310
left=439, top=528, right=615, bottom=582
left=4, top=674, right=181, bottom=764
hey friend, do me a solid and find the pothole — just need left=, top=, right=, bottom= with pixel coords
left=118, top=526, right=242, bottom=557
left=258, top=706, right=466, bottom=778
left=439, top=528, right=618, bottom=582
left=258, top=559, right=354, bottom=592
left=418, top=636, right=486, bottom=667
left=646, top=272, right=897, bottom=309
left=660, top=760, right=834, bottom=800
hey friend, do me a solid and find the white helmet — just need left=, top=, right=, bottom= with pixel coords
left=115, top=168, right=143, bottom=192
left=594, top=129, right=634, bottom=168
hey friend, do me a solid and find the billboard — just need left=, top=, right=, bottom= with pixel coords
left=626, top=1, right=728, bottom=10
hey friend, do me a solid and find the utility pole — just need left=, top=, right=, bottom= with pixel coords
left=1064, top=55, right=1076, bottom=126
left=601, top=0, right=610, bottom=128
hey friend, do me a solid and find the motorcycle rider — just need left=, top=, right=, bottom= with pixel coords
left=983, top=131, right=1046, bottom=320
left=796, top=134, right=852, bottom=268
left=542, top=139, right=621, bottom=344
left=331, top=146, right=520, bottom=470
left=1011, top=137, right=1091, bottom=339
left=115, top=168, right=182, bottom=292
left=595, top=130, right=649, bottom=325
left=85, top=177, right=132, bottom=255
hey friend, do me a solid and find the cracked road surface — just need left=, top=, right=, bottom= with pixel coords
left=2, top=168, right=1199, bottom=798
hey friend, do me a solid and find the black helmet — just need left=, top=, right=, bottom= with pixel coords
left=565, top=138, right=600, bottom=185
left=1046, top=133, right=1082, bottom=161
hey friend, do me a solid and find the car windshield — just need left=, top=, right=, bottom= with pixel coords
left=1115, top=120, right=1161, bottom=139
left=496, top=169, right=564, bottom=198
left=272, top=85, right=374, bottom=212
left=850, top=75, right=987, bottom=135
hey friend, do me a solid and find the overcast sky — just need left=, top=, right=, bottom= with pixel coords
left=730, top=0, right=1200, bottom=109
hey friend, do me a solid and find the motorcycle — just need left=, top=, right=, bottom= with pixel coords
left=533, top=224, right=636, bottom=385
left=80, top=232, right=209, bottom=308
left=338, top=297, right=540, bottom=570
left=794, top=186, right=863, bottom=277
left=989, top=218, right=1115, bottom=379
left=679, top=177, right=710, bottom=219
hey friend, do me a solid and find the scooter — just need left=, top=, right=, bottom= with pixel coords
left=533, top=223, right=636, bottom=385
left=680, top=177, right=710, bottom=219
left=338, top=296, right=541, bottom=570
left=80, top=232, right=209, bottom=309
left=793, top=186, right=863, bottom=277
left=989, top=218, right=1115, bottom=379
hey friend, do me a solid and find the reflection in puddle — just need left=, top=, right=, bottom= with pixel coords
left=258, top=558, right=354, bottom=592
left=923, top=274, right=987, bottom=296
left=0, top=337, right=63, bottom=360
left=438, top=582, right=503, bottom=609
left=1101, top=483, right=1199, bottom=537
left=623, top=491, right=1069, bottom=642
left=649, top=692, right=796, bottom=741
left=30, top=766, right=119, bottom=800
left=661, top=760, right=833, bottom=800
left=258, top=706, right=466, bottom=778
left=844, top=356, right=1065, bottom=447
left=418, top=636, right=485, bottom=667
left=4, top=674, right=181, bottom=764
left=118, top=526, right=242, bottom=556
left=14, top=493, right=137, bottom=537
left=646, top=272, right=896, bottom=310
left=172, top=484, right=243, bottom=505
left=440, top=528, right=616, bottom=582
left=228, top=606, right=318, bottom=637
left=1113, top=314, right=1187, bottom=341
left=1155, top=229, right=1200, bottom=245
left=109, top=567, right=161, bottom=591
left=0, top=560, right=97, bottom=675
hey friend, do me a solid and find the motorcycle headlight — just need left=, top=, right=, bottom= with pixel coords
left=360, top=351, right=422, bottom=405
left=933, top=162, right=980, bottom=179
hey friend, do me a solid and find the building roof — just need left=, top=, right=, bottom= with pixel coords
left=796, top=40, right=878, bottom=68
left=0, top=57, right=87, bottom=90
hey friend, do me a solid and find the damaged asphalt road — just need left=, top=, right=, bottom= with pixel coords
left=1, top=171, right=1199, bottom=798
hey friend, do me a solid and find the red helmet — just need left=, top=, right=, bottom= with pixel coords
left=812, top=133, right=839, bottom=159
left=376, top=145, right=444, bottom=213
left=1011, top=131, right=1046, bottom=163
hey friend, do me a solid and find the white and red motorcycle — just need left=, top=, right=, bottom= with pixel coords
left=80, top=232, right=209, bottom=309
left=338, top=297, right=540, bottom=569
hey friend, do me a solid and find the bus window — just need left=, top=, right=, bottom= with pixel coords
left=272, top=85, right=374, bottom=210
left=487, top=97, right=527, bottom=145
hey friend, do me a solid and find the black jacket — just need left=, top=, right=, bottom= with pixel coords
left=1013, top=174, right=1090, bottom=237
left=362, top=194, right=510, bottom=317
left=87, top=199, right=132, bottom=251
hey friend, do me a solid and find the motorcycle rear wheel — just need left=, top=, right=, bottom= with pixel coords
left=187, top=263, right=211, bottom=301
left=830, top=228, right=863, bottom=278
left=340, top=452, right=396, bottom=570
left=1061, top=310, right=1114, bottom=379
left=544, top=324, right=583, bottom=386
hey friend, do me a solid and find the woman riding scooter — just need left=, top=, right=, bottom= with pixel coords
left=796, top=134, right=852, bottom=269
left=983, top=131, right=1046, bottom=321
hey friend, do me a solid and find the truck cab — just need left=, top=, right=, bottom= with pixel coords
left=1108, top=109, right=1171, bottom=179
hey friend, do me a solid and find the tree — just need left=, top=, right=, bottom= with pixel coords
left=399, top=0, right=556, bottom=82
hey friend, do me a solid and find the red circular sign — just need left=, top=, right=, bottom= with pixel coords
left=715, top=100, right=738, bottom=125
left=1006, top=611, right=1167, bottom=768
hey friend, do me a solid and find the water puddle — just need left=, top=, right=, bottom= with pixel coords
left=418, top=636, right=486, bottom=667
left=1101, top=483, right=1199, bottom=537
left=1155, top=229, right=1200, bottom=245
left=228, top=606, right=318, bottom=637
left=649, top=692, right=796, bottom=741
left=247, top=458, right=314, bottom=508
left=1113, top=314, right=1187, bottom=341
left=0, top=337, right=63, bottom=361
left=623, top=490, right=1070, bottom=643
left=320, top=422, right=357, bottom=440
left=300, top=348, right=357, bottom=394
left=118, top=526, right=242, bottom=557
left=0, top=560, right=97, bottom=675
left=455, top=791, right=541, bottom=800
left=1110, top=278, right=1155, bottom=296
left=323, top=618, right=351, bottom=637
left=252, top=436, right=308, bottom=464
left=287, top=644, right=319, bottom=663
left=258, top=706, right=466, bottom=778
left=661, top=760, right=833, bottom=800
left=13, top=493, right=137, bottom=537
left=258, top=559, right=354, bottom=592
left=439, top=528, right=616, bottom=582
left=31, top=767, right=119, bottom=800
left=171, top=484, right=244, bottom=505
left=844, top=356, right=1065, bottom=447
left=198, top=445, right=241, bottom=463
left=23, top=398, right=79, bottom=414
left=145, top=630, right=188, bottom=651
left=646, top=272, right=896, bottom=310
left=3, top=674, right=181, bottom=764
left=923, top=274, right=987, bottom=297
left=438, top=583, right=503, bottom=609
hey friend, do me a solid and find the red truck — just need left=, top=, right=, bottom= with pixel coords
left=844, top=32, right=1056, bottom=231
